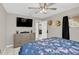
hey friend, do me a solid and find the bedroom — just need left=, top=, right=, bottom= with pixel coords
left=0, top=3, right=79, bottom=55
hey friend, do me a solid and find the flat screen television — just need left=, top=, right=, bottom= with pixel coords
left=17, top=17, right=33, bottom=27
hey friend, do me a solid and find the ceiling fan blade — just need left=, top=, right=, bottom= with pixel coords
left=47, top=3, right=55, bottom=6
left=28, top=7, right=40, bottom=9
left=47, top=8, right=57, bottom=10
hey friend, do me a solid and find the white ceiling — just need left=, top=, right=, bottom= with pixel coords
left=2, top=3, right=79, bottom=19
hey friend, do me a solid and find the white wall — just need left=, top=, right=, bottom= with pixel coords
left=46, top=7, right=79, bottom=42
left=6, top=13, right=41, bottom=45
left=70, top=27, right=79, bottom=41
left=0, top=4, right=7, bottom=53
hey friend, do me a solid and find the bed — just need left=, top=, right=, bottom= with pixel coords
left=19, top=37, right=79, bottom=55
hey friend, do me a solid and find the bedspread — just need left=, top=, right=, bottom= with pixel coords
left=19, top=37, right=79, bottom=55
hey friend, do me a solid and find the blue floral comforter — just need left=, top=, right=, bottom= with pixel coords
left=19, top=37, right=79, bottom=55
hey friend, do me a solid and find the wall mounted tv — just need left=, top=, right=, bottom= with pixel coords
left=17, top=17, right=33, bottom=27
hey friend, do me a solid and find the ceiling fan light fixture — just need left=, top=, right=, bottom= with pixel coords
left=40, top=8, right=47, bottom=13
left=28, top=3, right=56, bottom=14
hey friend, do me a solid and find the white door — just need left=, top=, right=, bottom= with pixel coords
left=41, top=21, right=47, bottom=39
left=35, top=22, right=39, bottom=40
left=35, top=21, right=47, bottom=40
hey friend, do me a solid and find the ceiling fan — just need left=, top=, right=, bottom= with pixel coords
left=28, top=3, right=57, bottom=14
